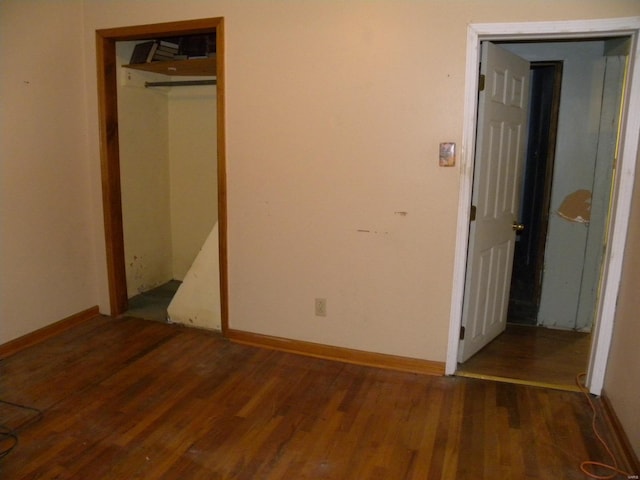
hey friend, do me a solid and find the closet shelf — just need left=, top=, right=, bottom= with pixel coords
left=123, top=56, right=216, bottom=77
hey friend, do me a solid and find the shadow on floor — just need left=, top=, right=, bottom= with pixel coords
left=125, top=280, right=181, bottom=323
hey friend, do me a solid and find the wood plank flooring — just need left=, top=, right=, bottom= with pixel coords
left=457, top=324, right=591, bottom=390
left=0, top=316, right=629, bottom=479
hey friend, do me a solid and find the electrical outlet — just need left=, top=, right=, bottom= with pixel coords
left=315, top=298, right=327, bottom=317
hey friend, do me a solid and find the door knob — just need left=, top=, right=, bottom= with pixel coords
left=512, top=222, right=525, bottom=232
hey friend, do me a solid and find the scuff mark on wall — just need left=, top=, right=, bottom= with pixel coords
left=356, top=229, right=389, bottom=234
left=128, top=255, right=149, bottom=293
left=127, top=255, right=163, bottom=294
left=394, top=211, right=408, bottom=216
left=558, top=189, right=592, bottom=223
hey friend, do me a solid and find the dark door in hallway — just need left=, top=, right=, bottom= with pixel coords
left=507, top=62, right=562, bottom=326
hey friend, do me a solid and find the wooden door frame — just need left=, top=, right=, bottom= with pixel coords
left=446, top=17, right=640, bottom=395
left=95, top=17, right=228, bottom=333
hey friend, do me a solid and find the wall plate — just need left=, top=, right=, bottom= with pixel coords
left=439, top=142, right=456, bottom=167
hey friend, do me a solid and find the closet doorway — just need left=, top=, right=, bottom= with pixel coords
left=96, top=18, right=228, bottom=332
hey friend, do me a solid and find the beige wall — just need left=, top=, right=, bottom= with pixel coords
left=3, top=0, right=638, bottom=355
left=169, top=86, right=218, bottom=280
left=605, top=157, right=640, bottom=457
left=83, top=0, right=640, bottom=361
left=0, top=0, right=96, bottom=343
left=117, top=45, right=173, bottom=296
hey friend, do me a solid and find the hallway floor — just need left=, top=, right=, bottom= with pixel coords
left=457, top=324, right=591, bottom=391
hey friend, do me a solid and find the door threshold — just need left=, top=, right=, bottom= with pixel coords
left=455, top=369, right=581, bottom=392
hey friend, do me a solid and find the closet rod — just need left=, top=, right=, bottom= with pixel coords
left=145, top=79, right=216, bottom=88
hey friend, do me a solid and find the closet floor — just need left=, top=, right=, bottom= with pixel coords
left=124, top=280, right=181, bottom=323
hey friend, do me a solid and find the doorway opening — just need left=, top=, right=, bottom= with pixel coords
left=96, top=18, right=228, bottom=333
left=507, top=61, right=562, bottom=327
left=446, top=18, right=640, bottom=395
left=457, top=52, right=594, bottom=390
left=458, top=38, right=626, bottom=389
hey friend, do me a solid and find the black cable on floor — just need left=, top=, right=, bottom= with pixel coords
left=0, top=424, right=18, bottom=459
left=0, top=398, right=43, bottom=460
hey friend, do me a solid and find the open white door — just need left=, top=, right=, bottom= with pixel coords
left=458, top=42, right=530, bottom=363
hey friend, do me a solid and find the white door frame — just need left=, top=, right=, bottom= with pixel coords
left=445, top=17, right=640, bottom=395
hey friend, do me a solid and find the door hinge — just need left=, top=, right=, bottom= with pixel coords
left=459, top=326, right=466, bottom=340
left=470, top=205, right=477, bottom=222
left=478, top=74, right=485, bottom=92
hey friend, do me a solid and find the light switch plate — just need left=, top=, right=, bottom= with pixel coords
left=439, top=142, right=456, bottom=167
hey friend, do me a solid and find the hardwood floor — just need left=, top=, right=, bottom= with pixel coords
left=457, top=324, right=591, bottom=390
left=0, top=316, right=629, bottom=479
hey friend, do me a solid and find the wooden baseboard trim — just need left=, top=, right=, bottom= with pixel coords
left=598, top=391, right=640, bottom=475
left=0, top=306, right=100, bottom=359
left=226, top=328, right=445, bottom=376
